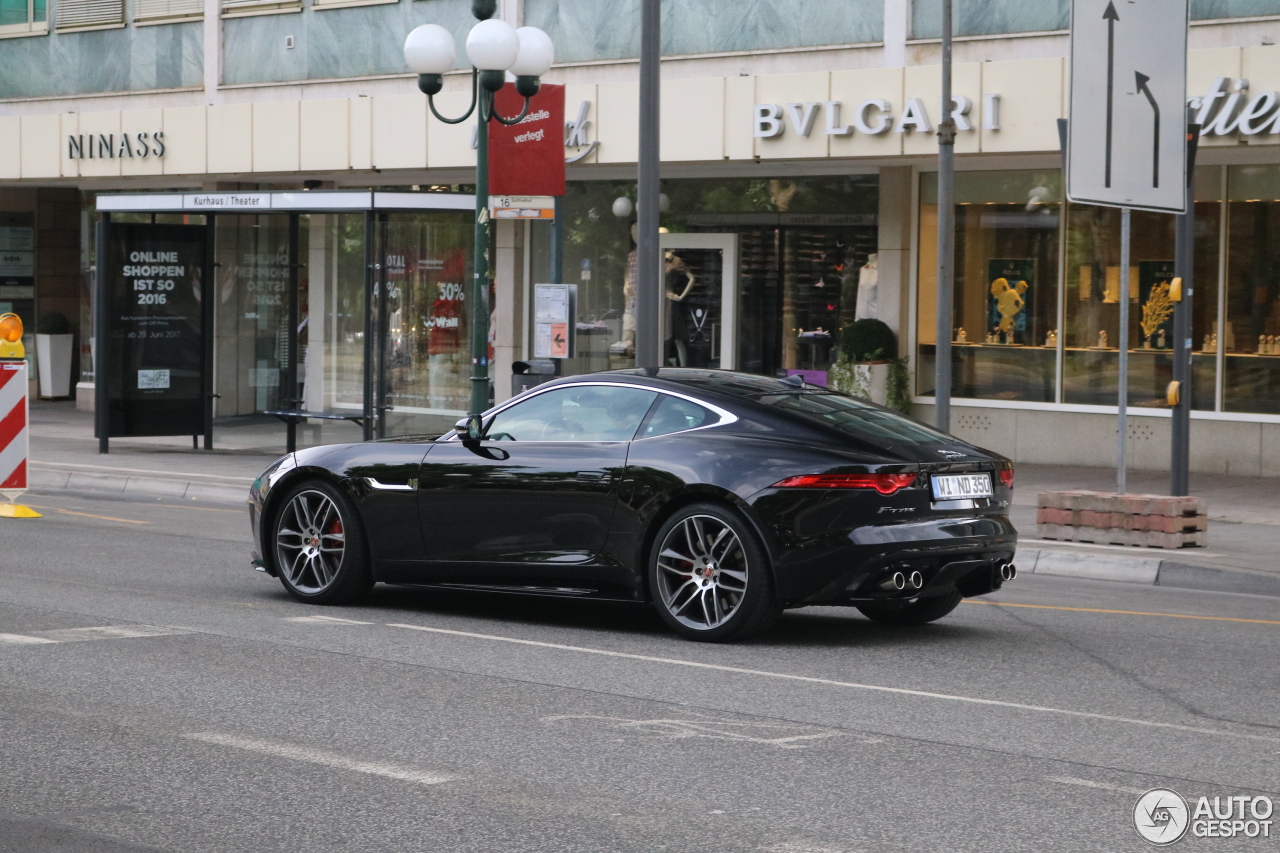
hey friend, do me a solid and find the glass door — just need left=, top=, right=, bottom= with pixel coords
left=657, top=233, right=738, bottom=371
left=373, top=211, right=475, bottom=437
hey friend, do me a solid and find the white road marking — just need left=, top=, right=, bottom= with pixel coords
left=1047, top=776, right=1149, bottom=796
left=0, top=633, right=59, bottom=645
left=183, top=733, right=452, bottom=785
left=542, top=714, right=845, bottom=749
left=33, top=625, right=187, bottom=642
left=386, top=623, right=1280, bottom=745
left=0, top=625, right=185, bottom=644
left=283, top=615, right=374, bottom=625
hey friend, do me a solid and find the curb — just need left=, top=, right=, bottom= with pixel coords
left=29, top=467, right=250, bottom=506
left=1017, top=546, right=1280, bottom=599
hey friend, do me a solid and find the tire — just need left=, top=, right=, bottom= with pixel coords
left=856, top=589, right=963, bottom=625
left=271, top=479, right=373, bottom=605
left=648, top=502, right=781, bottom=642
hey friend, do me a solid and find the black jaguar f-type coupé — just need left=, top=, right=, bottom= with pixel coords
left=248, top=369, right=1018, bottom=641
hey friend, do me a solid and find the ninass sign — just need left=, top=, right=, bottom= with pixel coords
left=68, top=132, right=166, bottom=160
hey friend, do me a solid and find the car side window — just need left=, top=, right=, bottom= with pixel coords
left=486, top=385, right=658, bottom=442
left=640, top=395, right=718, bottom=438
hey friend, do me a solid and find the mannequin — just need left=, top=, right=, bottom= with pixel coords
left=611, top=224, right=669, bottom=360
left=664, top=250, right=711, bottom=367
left=855, top=253, right=879, bottom=320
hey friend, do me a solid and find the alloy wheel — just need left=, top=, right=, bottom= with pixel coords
left=275, top=490, right=346, bottom=594
left=655, top=514, right=749, bottom=630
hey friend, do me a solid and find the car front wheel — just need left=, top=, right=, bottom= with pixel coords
left=648, top=502, right=780, bottom=642
left=272, top=480, right=372, bottom=605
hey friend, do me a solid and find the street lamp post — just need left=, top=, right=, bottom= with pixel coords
left=404, top=1, right=554, bottom=418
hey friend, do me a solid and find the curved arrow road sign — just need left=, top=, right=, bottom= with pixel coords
left=1068, top=0, right=1189, bottom=213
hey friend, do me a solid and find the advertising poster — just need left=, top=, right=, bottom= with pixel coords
left=104, top=223, right=206, bottom=437
left=987, top=259, right=1036, bottom=343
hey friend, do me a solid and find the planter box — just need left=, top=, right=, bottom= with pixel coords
left=1036, top=490, right=1208, bottom=549
left=829, top=361, right=889, bottom=405
left=36, top=333, right=73, bottom=398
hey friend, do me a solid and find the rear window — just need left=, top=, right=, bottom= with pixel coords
left=640, top=395, right=717, bottom=438
left=755, top=392, right=951, bottom=447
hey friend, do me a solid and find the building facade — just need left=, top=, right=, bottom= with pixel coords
left=3, top=0, right=1280, bottom=473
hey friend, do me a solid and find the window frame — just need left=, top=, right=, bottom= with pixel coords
left=0, top=0, right=47, bottom=37
left=134, top=0, right=203, bottom=24
left=54, top=0, right=125, bottom=31
left=444, top=380, right=737, bottom=444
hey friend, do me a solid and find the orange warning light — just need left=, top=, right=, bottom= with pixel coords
left=0, top=313, right=21, bottom=343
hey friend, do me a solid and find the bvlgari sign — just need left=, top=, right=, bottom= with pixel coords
left=68, top=132, right=165, bottom=160
left=754, top=95, right=1002, bottom=138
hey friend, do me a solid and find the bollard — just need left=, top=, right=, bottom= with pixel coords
left=0, top=313, right=41, bottom=519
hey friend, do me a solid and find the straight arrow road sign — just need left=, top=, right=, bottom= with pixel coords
left=1068, top=0, right=1189, bottom=213
left=1104, top=0, right=1118, bottom=188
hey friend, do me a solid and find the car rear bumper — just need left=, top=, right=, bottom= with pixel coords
left=766, top=515, right=1019, bottom=606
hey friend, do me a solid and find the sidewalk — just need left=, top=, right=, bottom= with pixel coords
left=26, top=401, right=296, bottom=506
left=17, top=401, right=1280, bottom=596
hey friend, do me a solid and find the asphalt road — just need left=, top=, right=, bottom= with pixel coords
left=1, top=488, right=1277, bottom=853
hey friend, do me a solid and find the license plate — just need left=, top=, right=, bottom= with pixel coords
left=931, top=473, right=993, bottom=500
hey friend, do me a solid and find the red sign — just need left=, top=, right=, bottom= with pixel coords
left=488, top=83, right=566, bottom=197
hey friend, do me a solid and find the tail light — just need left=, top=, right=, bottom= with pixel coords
left=998, top=468, right=1015, bottom=488
left=771, top=473, right=917, bottom=495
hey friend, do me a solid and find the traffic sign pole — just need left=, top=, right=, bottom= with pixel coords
left=1118, top=208, right=1130, bottom=496
left=1171, top=119, right=1201, bottom=496
left=934, top=0, right=955, bottom=433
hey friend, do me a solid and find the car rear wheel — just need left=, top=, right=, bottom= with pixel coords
left=856, top=589, right=962, bottom=625
left=649, top=502, right=780, bottom=642
left=272, top=480, right=372, bottom=605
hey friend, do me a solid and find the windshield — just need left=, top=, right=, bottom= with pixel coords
left=755, top=392, right=953, bottom=448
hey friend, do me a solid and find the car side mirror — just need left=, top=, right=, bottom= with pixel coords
left=456, top=414, right=483, bottom=442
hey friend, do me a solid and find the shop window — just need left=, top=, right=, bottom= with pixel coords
left=545, top=176, right=878, bottom=384
left=917, top=170, right=1061, bottom=403
left=0, top=0, right=47, bottom=36
left=55, top=0, right=122, bottom=29
left=378, top=211, right=475, bottom=427
left=1224, top=165, right=1280, bottom=414
left=1062, top=170, right=1221, bottom=409
left=524, top=0, right=881, bottom=63
left=911, top=0, right=1067, bottom=39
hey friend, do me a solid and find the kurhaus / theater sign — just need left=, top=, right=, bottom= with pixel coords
left=68, top=132, right=165, bottom=160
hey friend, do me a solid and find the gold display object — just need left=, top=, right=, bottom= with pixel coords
left=1140, top=281, right=1174, bottom=346
left=990, top=277, right=1029, bottom=337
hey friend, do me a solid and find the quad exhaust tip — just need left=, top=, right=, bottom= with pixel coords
left=881, top=571, right=907, bottom=591
left=880, top=570, right=924, bottom=592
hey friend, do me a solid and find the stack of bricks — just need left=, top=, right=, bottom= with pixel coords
left=1037, top=491, right=1208, bottom=549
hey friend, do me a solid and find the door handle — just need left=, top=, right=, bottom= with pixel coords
left=576, top=470, right=608, bottom=481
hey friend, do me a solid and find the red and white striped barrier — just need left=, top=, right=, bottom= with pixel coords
left=0, top=361, right=39, bottom=517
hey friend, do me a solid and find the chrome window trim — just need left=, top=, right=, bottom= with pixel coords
left=440, top=380, right=738, bottom=442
